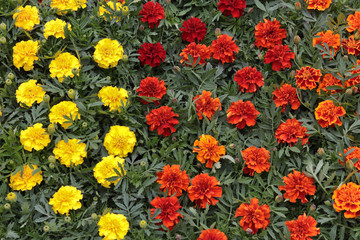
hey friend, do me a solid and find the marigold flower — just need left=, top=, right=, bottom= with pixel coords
left=49, top=186, right=83, bottom=215
left=339, top=147, right=360, bottom=172
left=6, top=192, right=17, bottom=202
left=104, top=125, right=136, bottom=157
left=305, top=0, right=332, bottom=11
left=275, top=118, right=309, bottom=146
left=193, top=135, right=225, bottom=168
left=20, top=123, right=51, bottom=152
left=313, top=30, right=340, bottom=57
left=43, top=19, right=71, bottom=39
left=197, top=229, right=228, bottom=240
left=187, top=173, right=222, bottom=208
left=49, top=52, right=81, bottom=82
left=146, top=106, right=179, bottom=137
left=94, top=155, right=126, bottom=188
left=180, top=42, right=211, bottom=67
left=150, top=196, right=183, bottom=231
left=333, top=182, right=360, bottom=218
left=279, top=169, right=316, bottom=203
left=285, top=213, right=320, bottom=240
left=226, top=100, right=260, bottom=130
left=263, top=44, right=295, bottom=71
left=9, top=164, right=43, bottom=191
left=235, top=198, right=270, bottom=235
left=210, top=34, right=239, bottom=64
left=180, top=17, right=207, bottom=43
left=99, top=1, right=123, bottom=22
left=53, top=139, right=87, bottom=167
left=295, top=66, right=322, bottom=90
left=314, top=100, right=346, bottom=128
left=94, top=39, right=123, bottom=68
left=12, top=5, right=40, bottom=31
left=98, top=212, right=129, bottom=240
left=13, top=40, right=39, bottom=71
left=98, top=86, right=128, bottom=111
left=272, top=84, right=300, bottom=112
left=138, top=42, right=166, bottom=67
left=234, top=66, right=264, bottom=93
left=242, top=146, right=270, bottom=176
left=342, top=35, right=360, bottom=56
left=345, top=60, right=360, bottom=87
left=137, top=77, right=166, bottom=105
left=193, top=90, right=221, bottom=120
left=156, top=165, right=189, bottom=197
left=254, top=18, right=287, bottom=49
left=347, top=11, right=360, bottom=33
left=139, top=1, right=165, bottom=29
left=16, top=80, right=45, bottom=107
left=50, top=0, right=87, bottom=13
left=49, top=101, right=80, bottom=129
left=317, top=73, right=343, bottom=94
left=217, top=0, right=246, bottom=18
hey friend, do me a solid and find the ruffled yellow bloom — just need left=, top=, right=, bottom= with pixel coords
left=12, top=5, right=40, bottom=31
left=104, top=126, right=136, bottom=157
left=9, top=165, right=43, bottom=191
left=49, top=101, right=80, bottom=129
left=93, top=155, right=126, bottom=188
left=16, top=80, right=45, bottom=107
left=6, top=192, right=17, bottom=202
left=49, top=186, right=83, bottom=215
left=51, top=0, right=87, bottom=13
left=20, top=123, right=51, bottom=152
left=94, top=39, right=124, bottom=68
left=99, top=1, right=123, bottom=22
left=98, top=212, right=129, bottom=240
left=43, top=19, right=72, bottom=39
left=49, top=52, right=81, bottom=82
left=13, top=40, right=39, bottom=71
left=53, top=139, right=87, bottom=167
left=98, top=86, right=128, bottom=111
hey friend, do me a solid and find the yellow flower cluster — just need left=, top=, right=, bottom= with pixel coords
left=43, top=19, right=72, bottom=39
left=16, top=80, right=45, bottom=107
left=104, top=126, right=136, bottom=157
left=9, top=165, right=43, bottom=191
left=51, top=0, right=87, bottom=13
left=49, top=101, right=80, bottom=129
left=99, top=2, right=123, bottom=22
left=20, top=123, right=51, bottom=152
left=13, top=40, right=39, bottom=71
left=98, top=212, right=129, bottom=240
left=53, top=139, right=87, bottom=167
left=93, top=155, right=126, bottom=188
left=98, top=86, right=128, bottom=111
left=12, top=5, right=40, bottom=31
left=49, top=52, right=81, bottom=82
left=49, top=186, right=83, bottom=215
left=94, top=39, right=124, bottom=69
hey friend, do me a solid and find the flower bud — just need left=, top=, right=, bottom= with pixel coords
left=257, top=53, right=263, bottom=60
left=353, top=86, right=359, bottom=94
left=229, top=143, right=235, bottom=149
left=295, top=2, right=301, bottom=11
left=106, top=76, right=111, bottom=81
left=343, top=55, right=349, bottom=61
left=346, top=160, right=354, bottom=170
left=172, top=98, right=177, bottom=103
left=176, top=235, right=182, bottom=240
left=140, top=220, right=147, bottom=228
left=140, top=161, right=146, bottom=167
left=49, top=163, right=55, bottom=169
left=196, top=162, right=202, bottom=168
left=324, top=200, right=332, bottom=206
left=64, top=216, right=71, bottom=222
left=67, top=89, right=75, bottom=99
left=93, top=196, right=98, bottom=201
left=47, top=124, right=55, bottom=134
left=7, top=73, right=14, bottom=80
left=275, top=194, right=283, bottom=203
left=5, top=79, right=12, bottom=85
left=0, top=36, right=6, bottom=44
left=173, top=66, right=181, bottom=73
left=165, top=0, right=171, bottom=4
left=122, top=6, right=129, bottom=16
left=215, top=28, right=221, bottom=37
left=43, top=94, right=50, bottom=103
left=247, top=8, right=254, bottom=14
left=172, top=136, right=177, bottom=141
left=0, top=23, right=6, bottom=31
left=245, top=228, right=253, bottom=235
left=310, top=204, right=316, bottom=211
left=91, top=213, right=98, bottom=220
left=71, top=68, right=79, bottom=75
left=294, top=35, right=301, bottom=45
left=6, top=192, right=17, bottom=202
left=355, top=32, right=360, bottom=41
left=317, top=148, right=325, bottom=156
left=235, top=157, right=240, bottom=163
left=122, top=54, right=128, bottom=62
left=43, top=225, right=50, bottom=232
left=48, top=155, right=56, bottom=163
left=345, top=88, right=353, bottom=96
left=4, top=203, right=10, bottom=210
left=290, top=70, right=296, bottom=78
left=41, top=39, right=46, bottom=44
left=139, top=25, right=145, bottom=32
left=82, top=122, right=88, bottom=128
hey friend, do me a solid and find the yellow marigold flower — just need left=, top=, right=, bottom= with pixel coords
left=13, top=40, right=39, bottom=71
left=49, top=186, right=83, bottom=215
left=49, top=52, right=81, bottom=82
left=9, top=165, right=43, bottom=191
left=12, top=5, right=40, bottom=31
left=16, top=80, right=45, bottom=107
left=20, top=123, right=51, bottom=152
left=94, top=39, right=124, bottom=69
left=104, top=126, right=136, bottom=157
left=99, top=1, right=123, bottom=22
left=98, top=86, right=128, bottom=111
left=98, top=212, right=129, bottom=240
left=51, top=0, right=87, bottom=13
left=53, top=139, right=87, bottom=167
left=93, top=155, right=126, bottom=188
left=49, top=101, right=80, bottom=129
left=43, top=19, right=72, bottom=39
left=6, top=192, right=17, bottom=202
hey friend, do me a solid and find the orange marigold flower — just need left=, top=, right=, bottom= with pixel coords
left=332, top=182, right=360, bottom=218
left=137, top=76, right=167, bottom=105
left=150, top=196, right=183, bottom=231
left=339, top=147, right=360, bottom=172
left=272, top=84, right=300, bottom=112
left=187, top=173, right=222, bottom=208
left=346, top=11, right=360, bottom=33
left=345, top=60, right=360, bottom=87
left=305, top=0, right=332, bottom=11
left=193, top=135, right=226, bottom=168
left=317, top=73, right=343, bottom=94
left=146, top=106, right=179, bottom=137
left=226, top=100, right=260, bottom=130
left=295, top=66, right=322, bottom=90
left=342, top=35, right=360, bottom=56
left=197, top=229, right=228, bottom=240
left=156, top=165, right=189, bottom=197
left=254, top=18, right=287, bottom=49
left=314, top=100, right=346, bottom=128
left=313, top=30, right=340, bottom=58
left=279, top=169, right=316, bottom=203
left=235, top=198, right=270, bottom=235
left=210, top=34, right=239, bottom=64
left=242, top=146, right=271, bottom=176
left=263, top=44, right=295, bottom=71
left=275, top=118, right=309, bottom=146
left=234, top=66, right=264, bottom=93
left=193, top=90, right=221, bottom=120
left=180, top=42, right=211, bottom=67
left=285, top=213, right=320, bottom=240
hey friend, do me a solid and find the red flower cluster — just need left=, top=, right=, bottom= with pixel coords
left=234, top=66, right=264, bottom=93
left=180, top=42, right=211, bottom=67
left=285, top=213, right=320, bottom=240
left=263, top=44, right=294, bottom=71
left=275, top=118, right=309, bottom=146
left=146, top=106, right=179, bottom=137
left=138, top=42, right=166, bottom=67
left=137, top=77, right=167, bottom=105
left=342, top=35, right=360, bottom=56
left=332, top=182, right=360, bottom=218
left=339, top=147, right=360, bottom=172
left=242, top=146, right=271, bottom=176
left=197, top=229, right=227, bottom=240
left=210, top=34, right=239, bottom=64
left=346, top=11, right=360, bottom=33
left=139, top=1, right=165, bottom=29
left=180, top=17, right=207, bottom=43
left=346, top=60, right=360, bottom=87
left=217, top=0, right=246, bottom=18
left=314, top=100, right=346, bottom=128
left=313, top=30, right=340, bottom=58
left=317, top=73, right=343, bottom=94
left=272, top=84, right=300, bottom=112
left=193, top=90, right=221, bottom=120
left=226, top=100, right=260, bottom=130
left=254, top=18, right=287, bottom=49
left=150, top=196, right=183, bottom=231
left=156, top=165, right=189, bottom=197
left=295, top=66, right=322, bottom=90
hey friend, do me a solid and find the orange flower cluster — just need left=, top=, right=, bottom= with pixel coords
left=146, top=106, right=179, bottom=137
left=346, top=11, right=360, bottom=33
left=339, top=147, right=360, bottom=172
left=180, top=42, right=211, bottom=67
left=210, top=34, right=239, bottom=64
left=150, top=196, right=183, bottom=231
left=263, top=44, right=294, bottom=71
left=333, top=182, right=360, bottom=218
left=137, top=76, right=167, bottom=105
left=317, top=73, right=343, bottom=94
left=193, top=90, right=221, bottom=120
left=254, top=18, right=287, bottom=49
left=295, top=66, right=322, bottom=90
left=197, top=229, right=227, bottom=240
left=285, top=213, right=320, bottom=240
left=313, top=30, right=340, bottom=58
left=156, top=165, right=189, bottom=197
left=314, top=100, right=346, bottom=128
left=275, top=118, right=309, bottom=146
left=226, top=100, right=260, bottom=130
left=193, top=135, right=225, bottom=168
left=305, top=0, right=332, bottom=11
left=242, top=146, right=271, bottom=176
left=279, top=170, right=316, bottom=203
left=234, top=66, right=264, bottom=93
left=345, top=60, right=360, bottom=87
left=235, top=198, right=270, bottom=235
left=342, top=35, right=360, bottom=56
left=272, top=84, right=300, bottom=112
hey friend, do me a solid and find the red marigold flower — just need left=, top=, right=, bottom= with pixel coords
left=187, top=173, right=222, bottom=208
left=156, top=165, right=189, bottom=197
left=285, top=213, right=320, bottom=240
left=346, top=11, right=360, bottom=33
left=272, top=84, right=300, bottom=112
left=295, top=66, right=322, bottom=90
left=150, top=196, right=183, bottom=231
left=234, top=66, right=264, bottom=93
left=180, top=42, right=211, bottom=67
left=180, top=17, right=207, bottom=43
left=313, top=30, right=340, bottom=58
left=305, top=0, right=332, bottom=11
left=137, top=76, right=167, bottom=105
left=345, top=60, right=360, bottom=87
left=138, top=42, right=166, bottom=67
left=279, top=169, right=316, bottom=203
left=332, top=182, right=360, bottom=218
left=317, top=73, right=343, bottom=94
left=339, top=147, right=360, bottom=172
left=226, top=100, right=260, bottom=130
left=217, top=0, right=246, bottom=18
left=314, top=100, right=346, bottom=128
left=242, top=146, right=271, bottom=176
left=139, top=1, right=165, bottom=29
left=193, top=90, right=221, bottom=120
left=146, top=106, right=179, bottom=137
left=193, top=135, right=226, bottom=168
left=263, top=44, right=295, bottom=71
left=275, top=118, right=309, bottom=146
left=210, top=34, right=239, bottom=64
left=197, top=229, right=228, bottom=240
left=254, top=18, right=287, bottom=49
left=235, top=198, right=270, bottom=235
left=342, top=35, right=360, bottom=56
